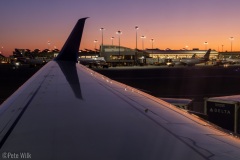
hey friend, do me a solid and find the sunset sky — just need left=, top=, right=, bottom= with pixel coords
left=1, top=0, right=240, bottom=56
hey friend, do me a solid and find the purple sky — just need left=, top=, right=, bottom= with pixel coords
left=1, top=0, right=240, bottom=56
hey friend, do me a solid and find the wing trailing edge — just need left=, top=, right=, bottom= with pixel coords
left=55, top=17, right=88, bottom=62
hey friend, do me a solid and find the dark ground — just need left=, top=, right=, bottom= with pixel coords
left=1, top=64, right=240, bottom=113
left=94, top=65, right=240, bottom=113
left=94, top=66, right=240, bottom=98
left=0, top=64, right=41, bottom=104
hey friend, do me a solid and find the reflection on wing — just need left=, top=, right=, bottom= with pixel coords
left=57, top=61, right=83, bottom=99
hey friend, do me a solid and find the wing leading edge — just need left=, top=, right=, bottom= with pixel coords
left=0, top=18, right=240, bottom=160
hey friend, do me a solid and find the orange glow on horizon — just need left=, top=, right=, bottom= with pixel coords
left=1, top=1, right=240, bottom=56
left=1, top=28, right=240, bottom=57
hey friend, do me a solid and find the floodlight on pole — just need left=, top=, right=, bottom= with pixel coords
left=141, top=36, right=146, bottom=51
left=100, top=28, right=105, bottom=54
left=150, top=38, right=154, bottom=54
left=229, top=37, right=234, bottom=52
left=135, top=26, right=139, bottom=65
left=47, top=41, right=51, bottom=50
left=0, top=46, right=3, bottom=55
left=116, top=30, right=122, bottom=64
left=94, top=40, right=98, bottom=53
left=135, top=26, right=139, bottom=50
left=204, top=42, right=208, bottom=50
left=111, top=37, right=114, bottom=46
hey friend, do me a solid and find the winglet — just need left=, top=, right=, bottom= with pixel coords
left=55, top=17, right=88, bottom=62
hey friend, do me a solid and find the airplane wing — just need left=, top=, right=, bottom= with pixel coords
left=1, top=18, right=240, bottom=160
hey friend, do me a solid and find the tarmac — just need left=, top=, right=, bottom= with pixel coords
left=94, top=64, right=240, bottom=113
left=0, top=64, right=41, bottom=104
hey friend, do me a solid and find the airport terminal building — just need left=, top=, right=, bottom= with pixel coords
left=100, top=45, right=142, bottom=66
left=146, top=49, right=219, bottom=59
left=100, top=45, right=219, bottom=65
left=218, top=51, right=240, bottom=59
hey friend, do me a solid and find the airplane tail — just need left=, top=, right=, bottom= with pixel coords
left=203, top=49, right=211, bottom=60
left=191, top=53, right=197, bottom=59
left=55, top=17, right=88, bottom=62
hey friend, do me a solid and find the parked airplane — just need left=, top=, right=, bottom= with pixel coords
left=0, top=18, right=240, bottom=159
left=78, top=57, right=108, bottom=68
left=179, top=49, right=211, bottom=66
left=213, top=56, right=240, bottom=66
left=225, top=56, right=240, bottom=64
left=190, top=53, right=197, bottom=59
left=167, top=51, right=210, bottom=67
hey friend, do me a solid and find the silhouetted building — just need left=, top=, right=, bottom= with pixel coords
left=218, top=51, right=240, bottom=59
left=100, top=45, right=148, bottom=66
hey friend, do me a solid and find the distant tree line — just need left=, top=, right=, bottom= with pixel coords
left=12, top=48, right=60, bottom=59
left=12, top=48, right=100, bottom=59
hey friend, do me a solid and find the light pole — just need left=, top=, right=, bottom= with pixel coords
left=100, top=28, right=105, bottom=55
left=111, top=37, right=114, bottom=46
left=135, top=26, right=139, bottom=50
left=47, top=41, right=51, bottom=51
left=1, top=46, right=3, bottom=55
left=116, top=30, right=122, bottom=64
left=229, top=37, right=234, bottom=52
left=94, top=40, right=98, bottom=53
left=204, top=42, right=208, bottom=50
left=135, top=26, right=139, bottom=65
left=222, top=45, right=224, bottom=52
left=141, top=36, right=146, bottom=51
left=150, top=38, right=154, bottom=55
